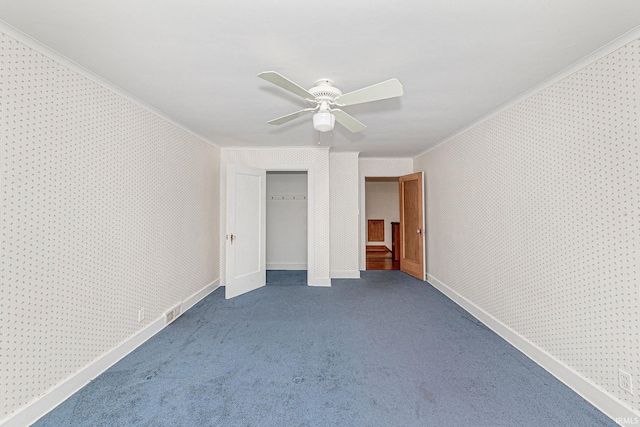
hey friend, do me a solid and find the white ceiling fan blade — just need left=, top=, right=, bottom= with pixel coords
left=332, top=109, right=367, bottom=133
left=258, top=71, right=317, bottom=100
left=337, top=78, right=403, bottom=106
left=267, top=108, right=316, bottom=125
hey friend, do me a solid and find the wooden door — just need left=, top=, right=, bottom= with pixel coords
left=399, top=172, right=425, bottom=280
left=225, top=164, right=266, bottom=299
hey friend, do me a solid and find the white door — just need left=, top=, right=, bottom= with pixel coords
left=226, top=164, right=266, bottom=299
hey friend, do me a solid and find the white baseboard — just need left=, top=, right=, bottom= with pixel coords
left=308, top=277, right=331, bottom=287
left=183, top=279, right=220, bottom=312
left=330, top=270, right=361, bottom=279
left=266, top=263, right=307, bottom=270
left=1, top=279, right=220, bottom=427
left=427, top=273, right=639, bottom=426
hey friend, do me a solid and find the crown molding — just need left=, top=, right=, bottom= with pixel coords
left=414, top=25, right=640, bottom=160
left=0, top=20, right=219, bottom=148
left=220, top=145, right=331, bottom=151
left=358, top=156, right=413, bottom=161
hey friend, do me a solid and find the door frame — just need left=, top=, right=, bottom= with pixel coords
left=359, top=172, right=401, bottom=271
left=359, top=172, right=426, bottom=278
left=263, top=164, right=315, bottom=286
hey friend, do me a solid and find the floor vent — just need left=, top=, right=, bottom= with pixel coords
left=165, top=304, right=182, bottom=325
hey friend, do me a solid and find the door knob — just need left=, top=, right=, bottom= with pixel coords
left=230, top=233, right=235, bottom=243
left=416, top=229, right=421, bottom=234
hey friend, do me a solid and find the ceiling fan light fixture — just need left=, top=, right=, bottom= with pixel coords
left=259, top=71, right=403, bottom=134
left=313, top=111, right=335, bottom=132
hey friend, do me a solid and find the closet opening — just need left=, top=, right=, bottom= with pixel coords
left=266, top=171, right=308, bottom=285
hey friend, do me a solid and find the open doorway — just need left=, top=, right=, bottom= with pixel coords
left=266, top=171, right=308, bottom=285
left=364, top=177, right=400, bottom=270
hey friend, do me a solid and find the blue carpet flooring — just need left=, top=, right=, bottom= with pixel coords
left=266, top=270, right=307, bottom=286
left=36, top=271, right=614, bottom=426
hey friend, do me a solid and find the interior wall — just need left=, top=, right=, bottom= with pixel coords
left=329, top=152, right=360, bottom=278
left=266, top=172, right=307, bottom=270
left=220, top=147, right=331, bottom=286
left=365, top=179, right=399, bottom=250
left=1, top=32, right=220, bottom=424
left=414, top=40, right=639, bottom=418
left=358, top=158, right=413, bottom=270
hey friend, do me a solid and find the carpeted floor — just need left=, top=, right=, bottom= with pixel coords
left=35, top=271, right=615, bottom=426
left=266, top=269, right=307, bottom=286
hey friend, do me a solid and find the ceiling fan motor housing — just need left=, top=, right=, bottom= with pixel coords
left=308, top=79, right=342, bottom=103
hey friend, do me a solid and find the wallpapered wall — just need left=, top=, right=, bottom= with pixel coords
left=3, top=16, right=637, bottom=425
left=414, top=40, right=639, bottom=414
left=329, top=152, right=360, bottom=277
left=0, top=33, right=220, bottom=422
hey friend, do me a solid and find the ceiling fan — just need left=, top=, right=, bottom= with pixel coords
left=258, top=71, right=403, bottom=133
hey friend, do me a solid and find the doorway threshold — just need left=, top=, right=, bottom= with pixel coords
left=266, top=270, right=308, bottom=286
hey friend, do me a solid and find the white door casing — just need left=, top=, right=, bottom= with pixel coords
left=225, top=164, right=266, bottom=299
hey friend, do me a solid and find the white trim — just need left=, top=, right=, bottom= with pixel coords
left=359, top=170, right=404, bottom=271
left=413, top=25, right=640, bottom=159
left=0, top=20, right=219, bottom=149
left=426, top=273, right=640, bottom=425
left=330, top=270, right=361, bottom=279
left=308, top=278, right=332, bottom=287
left=220, top=146, right=331, bottom=151
left=267, top=263, right=307, bottom=270
left=3, top=319, right=167, bottom=427
left=1, top=280, right=220, bottom=427
left=183, top=279, right=220, bottom=312
left=306, top=167, right=316, bottom=287
left=260, top=164, right=318, bottom=288
left=359, top=157, right=414, bottom=161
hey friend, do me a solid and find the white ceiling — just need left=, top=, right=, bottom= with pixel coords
left=1, top=1, right=639, bottom=157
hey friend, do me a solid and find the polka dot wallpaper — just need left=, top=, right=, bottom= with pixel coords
left=330, top=152, right=359, bottom=275
left=415, top=40, right=639, bottom=413
left=0, top=33, right=220, bottom=420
